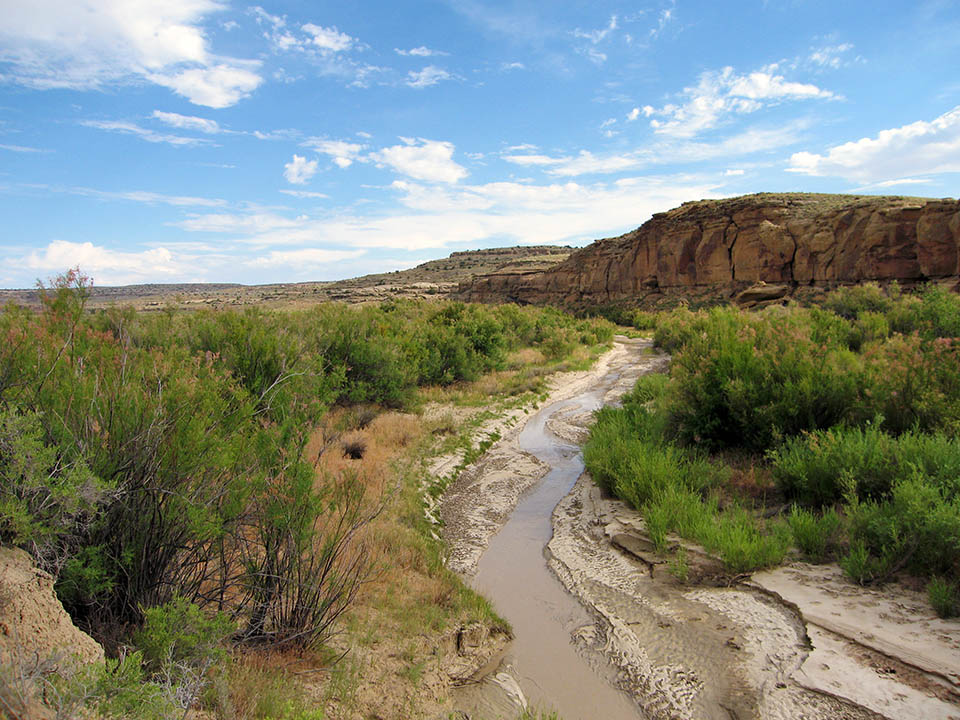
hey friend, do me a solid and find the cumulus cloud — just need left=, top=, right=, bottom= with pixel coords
left=304, top=138, right=365, bottom=168
left=626, top=107, right=640, bottom=122
left=788, top=105, right=960, bottom=182
left=24, top=240, right=194, bottom=285
left=302, top=23, right=353, bottom=53
left=0, top=0, right=262, bottom=107
left=370, top=138, right=467, bottom=183
left=283, top=154, right=319, bottom=184
left=148, top=63, right=262, bottom=109
left=405, top=66, right=451, bottom=88
left=151, top=110, right=221, bottom=133
left=80, top=119, right=212, bottom=146
left=644, top=65, right=834, bottom=138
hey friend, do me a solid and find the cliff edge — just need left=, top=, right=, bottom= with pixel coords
left=455, top=193, right=960, bottom=307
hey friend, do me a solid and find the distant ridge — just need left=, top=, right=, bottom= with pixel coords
left=0, top=246, right=571, bottom=310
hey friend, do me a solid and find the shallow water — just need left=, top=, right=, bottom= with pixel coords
left=471, top=340, right=650, bottom=719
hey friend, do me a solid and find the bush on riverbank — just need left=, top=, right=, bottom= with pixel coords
left=586, top=283, right=960, bottom=609
left=0, top=269, right=613, bottom=718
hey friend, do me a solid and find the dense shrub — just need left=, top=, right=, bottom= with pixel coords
left=770, top=426, right=960, bottom=505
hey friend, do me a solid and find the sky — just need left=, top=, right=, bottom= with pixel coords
left=1, top=0, right=959, bottom=288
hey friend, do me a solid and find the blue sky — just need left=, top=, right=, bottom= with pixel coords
left=1, top=0, right=958, bottom=288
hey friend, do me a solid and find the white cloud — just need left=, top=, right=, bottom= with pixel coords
left=645, top=65, right=834, bottom=138
left=649, top=6, right=674, bottom=39
left=501, top=154, right=565, bottom=166
left=395, top=46, right=448, bottom=57
left=72, top=187, right=226, bottom=207
left=247, top=247, right=364, bottom=268
left=148, top=63, right=262, bottom=108
left=0, top=0, right=262, bottom=107
left=370, top=139, right=467, bottom=183
left=302, top=23, right=353, bottom=53
left=501, top=62, right=525, bottom=71
left=724, top=169, right=745, bottom=176
left=788, top=105, right=960, bottom=182
left=304, top=138, right=365, bottom=168
left=501, top=124, right=804, bottom=176
left=175, top=174, right=721, bottom=253
left=25, top=240, right=194, bottom=285
left=406, top=66, right=451, bottom=88
left=80, top=119, right=212, bottom=146
left=177, top=212, right=304, bottom=234
left=151, top=110, right=221, bottom=133
left=283, top=154, right=319, bottom=184
left=626, top=107, right=640, bottom=122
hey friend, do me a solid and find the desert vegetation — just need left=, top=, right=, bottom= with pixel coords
left=0, top=269, right=613, bottom=719
left=585, top=283, right=960, bottom=614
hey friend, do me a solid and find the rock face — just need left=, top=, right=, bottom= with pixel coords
left=0, top=546, right=104, bottom=668
left=455, top=193, right=960, bottom=307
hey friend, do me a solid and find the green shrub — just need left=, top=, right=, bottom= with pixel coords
left=927, top=577, right=959, bottom=618
left=845, top=473, right=960, bottom=581
left=819, top=283, right=893, bottom=319
left=787, top=506, right=841, bottom=562
left=770, top=426, right=960, bottom=505
left=0, top=409, right=106, bottom=563
left=135, top=597, right=235, bottom=680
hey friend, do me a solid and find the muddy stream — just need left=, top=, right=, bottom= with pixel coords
left=444, top=337, right=960, bottom=720
left=470, top=343, right=646, bottom=719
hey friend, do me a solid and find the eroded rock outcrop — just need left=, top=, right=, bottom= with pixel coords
left=456, top=193, right=960, bottom=307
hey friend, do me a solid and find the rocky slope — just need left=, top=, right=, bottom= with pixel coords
left=456, top=193, right=960, bottom=307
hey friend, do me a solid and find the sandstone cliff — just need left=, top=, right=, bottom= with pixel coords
left=455, top=193, right=960, bottom=307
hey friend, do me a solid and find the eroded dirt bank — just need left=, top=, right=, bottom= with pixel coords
left=441, top=338, right=960, bottom=720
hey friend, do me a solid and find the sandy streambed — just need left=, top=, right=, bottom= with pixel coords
left=441, top=337, right=960, bottom=720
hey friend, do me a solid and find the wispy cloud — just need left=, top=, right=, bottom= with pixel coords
left=72, top=187, right=226, bottom=207
left=502, top=123, right=805, bottom=176
left=173, top=174, right=722, bottom=254
left=279, top=190, right=329, bottom=199
left=788, top=105, right=960, bottom=182
left=0, top=143, right=50, bottom=153
left=643, top=64, right=835, bottom=138
left=395, top=46, right=448, bottom=57
left=151, top=110, right=222, bottom=134
left=80, top=120, right=214, bottom=147
left=573, top=15, right=618, bottom=44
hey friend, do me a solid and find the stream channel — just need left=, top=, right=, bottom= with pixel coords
left=467, top=338, right=652, bottom=719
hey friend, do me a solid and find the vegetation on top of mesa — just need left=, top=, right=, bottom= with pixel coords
left=584, top=282, right=960, bottom=615
left=0, top=268, right=614, bottom=718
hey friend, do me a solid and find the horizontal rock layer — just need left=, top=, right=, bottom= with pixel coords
left=455, top=193, right=960, bottom=307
